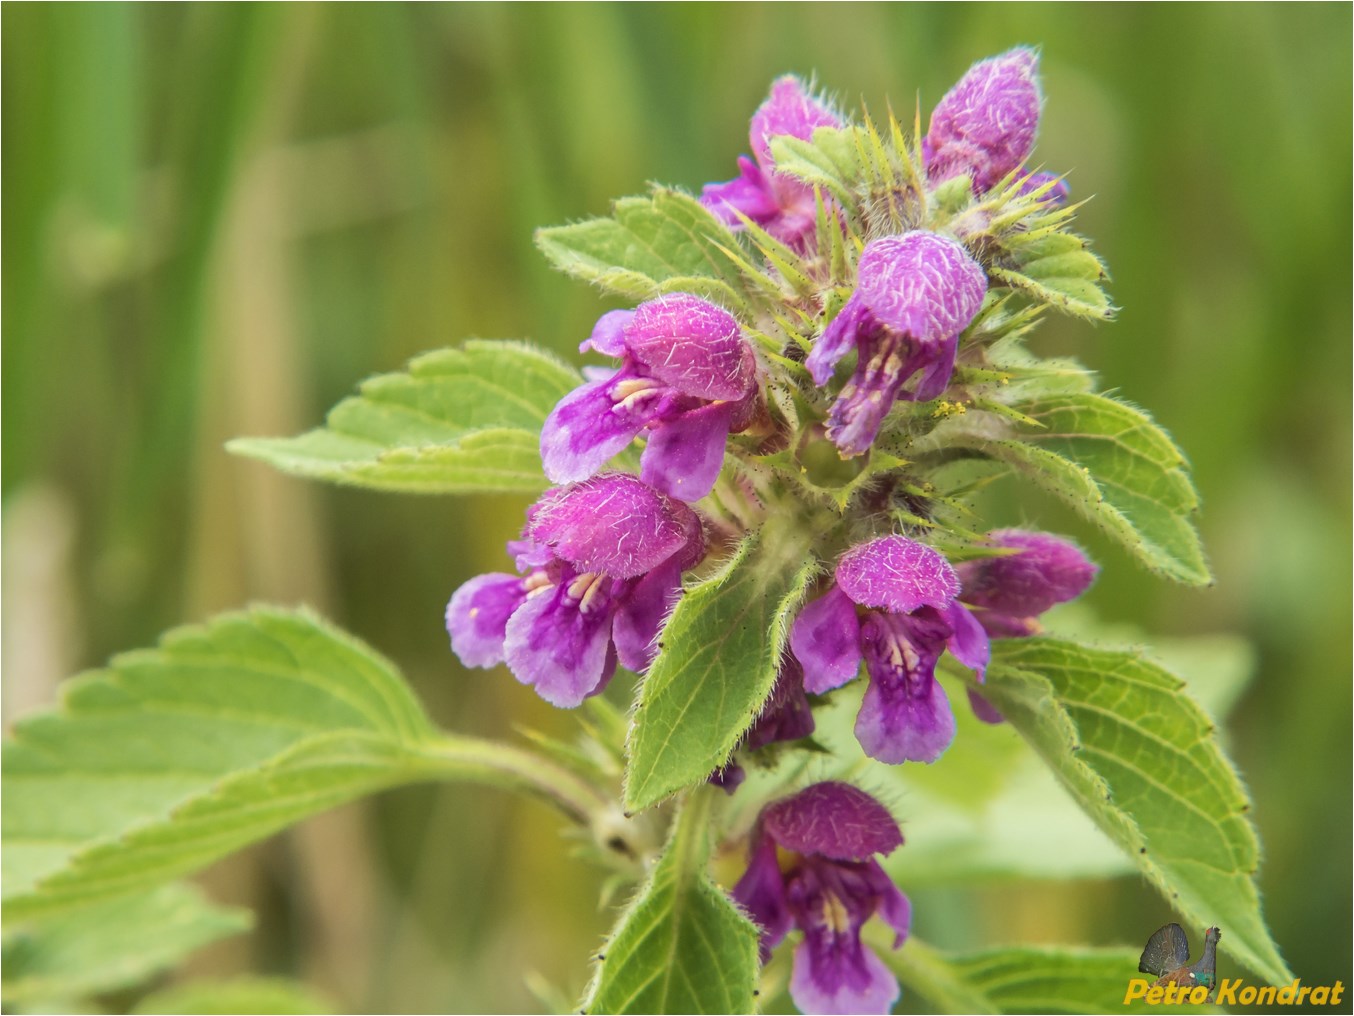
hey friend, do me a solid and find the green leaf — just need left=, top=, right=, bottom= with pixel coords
left=939, top=392, right=1211, bottom=585
left=134, top=977, right=334, bottom=1015
left=989, top=231, right=1113, bottom=321
left=946, top=945, right=1195, bottom=1014
left=624, top=520, right=816, bottom=812
left=535, top=188, right=754, bottom=311
left=2, top=607, right=613, bottom=922
left=228, top=341, right=579, bottom=493
left=2, top=883, right=250, bottom=1005
left=881, top=938, right=1222, bottom=1015
left=767, top=129, right=861, bottom=207
left=584, top=789, right=759, bottom=1015
left=981, top=637, right=1290, bottom=984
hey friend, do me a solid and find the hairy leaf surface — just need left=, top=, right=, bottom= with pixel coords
left=983, top=638, right=1288, bottom=983
left=229, top=341, right=579, bottom=493
left=624, top=522, right=815, bottom=812
left=584, top=792, right=758, bottom=1014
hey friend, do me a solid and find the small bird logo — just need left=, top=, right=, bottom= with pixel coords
left=1138, top=924, right=1221, bottom=1000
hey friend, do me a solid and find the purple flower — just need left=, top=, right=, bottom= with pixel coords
left=925, top=47, right=1042, bottom=195
left=701, top=75, right=842, bottom=249
left=541, top=295, right=759, bottom=502
left=807, top=232, right=987, bottom=457
left=711, top=657, right=816, bottom=792
left=733, top=782, right=911, bottom=1015
left=956, top=529, right=1097, bottom=723
left=790, top=535, right=989, bottom=764
left=445, top=474, right=704, bottom=707
left=957, top=529, right=1098, bottom=638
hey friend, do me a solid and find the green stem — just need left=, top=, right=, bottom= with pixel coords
left=416, top=734, right=612, bottom=827
left=419, top=733, right=666, bottom=872
left=669, top=783, right=716, bottom=870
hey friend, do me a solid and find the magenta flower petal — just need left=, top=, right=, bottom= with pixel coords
left=732, top=835, right=794, bottom=957
left=701, top=76, right=841, bottom=251
left=790, top=585, right=864, bottom=694
left=863, top=859, right=912, bottom=947
left=701, top=156, right=781, bottom=225
left=941, top=601, right=990, bottom=681
left=527, top=474, right=702, bottom=579
left=540, top=374, right=651, bottom=484
left=763, top=781, right=903, bottom=861
left=855, top=611, right=956, bottom=764
left=786, top=860, right=902, bottom=1015
left=836, top=535, right=960, bottom=614
left=502, top=578, right=617, bottom=707
left=853, top=233, right=989, bottom=346
left=639, top=399, right=736, bottom=501
left=806, top=300, right=869, bottom=386
left=737, top=783, right=911, bottom=1014
left=445, top=572, right=527, bottom=668
left=967, top=687, right=1006, bottom=725
left=546, top=295, right=759, bottom=491
left=957, top=529, right=1098, bottom=617
left=790, top=934, right=899, bottom=1016
left=750, top=75, right=842, bottom=165
left=926, top=46, right=1042, bottom=194
left=856, top=669, right=956, bottom=765
left=508, top=537, right=553, bottom=571
left=811, top=232, right=987, bottom=456
left=624, top=295, right=755, bottom=402
left=611, top=558, right=682, bottom=672
left=580, top=309, right=634, bottom=357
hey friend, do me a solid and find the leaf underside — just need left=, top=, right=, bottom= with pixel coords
left=982, top=637, right=1289, bottom=983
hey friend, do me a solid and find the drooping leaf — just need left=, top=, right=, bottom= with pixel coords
left=1, top=883, right=250, bottom=1005
left=937, top=392, right=1211, bottom=585
left=981, top=638, right=1289, bottom=983
left=133, top=977, right=334, bottom=1015
left=624, top=521, right=816, bottom=812
left=584, top=790, right=758, bottom=1015
left=2, top=608, right=610, bottom=921
left=228, top=341, right=579, bottom=493
left=535, top=188, right=756, bottom=311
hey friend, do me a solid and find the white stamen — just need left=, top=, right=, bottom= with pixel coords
left=567, top=572, right=609, bottom=614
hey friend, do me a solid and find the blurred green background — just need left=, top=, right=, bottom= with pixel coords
left=3, top=4, right=1349, bottom=1012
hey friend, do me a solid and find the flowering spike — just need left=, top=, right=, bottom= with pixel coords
left=925, top=46, right=1043, bottom=195
left=807, top=232, right=987, bottom=456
